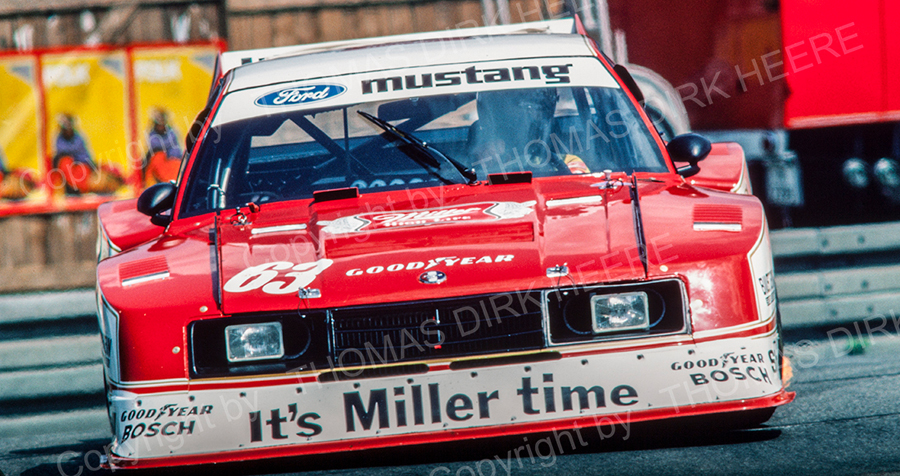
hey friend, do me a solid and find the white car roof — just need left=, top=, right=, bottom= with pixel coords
left=216, top=18, right=581, bottom=77
left=226, top=33, right=598, bottom=93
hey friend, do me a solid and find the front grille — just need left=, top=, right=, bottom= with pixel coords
left=189, top=281, right=687, bottom=379
left=331, top=291, right=545, bottom=366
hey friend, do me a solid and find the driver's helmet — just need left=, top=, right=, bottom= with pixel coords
left=472, top=88, right=558, bottom=164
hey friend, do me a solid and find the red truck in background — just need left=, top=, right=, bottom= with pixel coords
left=608, top=0, right=900, bottom=228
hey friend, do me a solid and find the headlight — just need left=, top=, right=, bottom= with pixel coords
left=591, top=292, right=649, bottom=334
left=225, top=322, right=284, bottom=362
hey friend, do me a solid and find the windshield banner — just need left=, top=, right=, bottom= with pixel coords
left=215, top=57, right=618, bottom=126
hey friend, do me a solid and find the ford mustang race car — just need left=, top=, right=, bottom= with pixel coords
left=96, top=18, right=793, bottom=470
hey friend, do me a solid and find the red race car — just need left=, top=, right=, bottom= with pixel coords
left=96, top=18, right=792, bottom=470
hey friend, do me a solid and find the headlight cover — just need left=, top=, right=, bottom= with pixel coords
left=591, top=292, right=650, bottom=334
left=225, top=322, right=285, bottom=362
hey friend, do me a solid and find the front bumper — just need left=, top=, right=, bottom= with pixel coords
left=107, top=329, right=791, bottom=469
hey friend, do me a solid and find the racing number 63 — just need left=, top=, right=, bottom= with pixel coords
left=223, top=260, right=334, bottom=295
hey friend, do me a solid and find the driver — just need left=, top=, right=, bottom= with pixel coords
left=468, top=88, right=589, bottom=175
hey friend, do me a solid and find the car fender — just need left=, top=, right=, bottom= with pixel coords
left=688, top=142, right=752, bottom=194
left=98, top=199, right=166, bottom=258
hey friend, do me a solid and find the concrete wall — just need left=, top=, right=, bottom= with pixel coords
left=0, top=212, right=97, bottom=292
left=0, top=0, right=550, bottom=50
left=0, top=2, right=224, bottom=49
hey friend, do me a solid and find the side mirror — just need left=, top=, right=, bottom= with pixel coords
left=668, top=133, right=712, bottom=178
left=137, top=182, right=176, bottom=227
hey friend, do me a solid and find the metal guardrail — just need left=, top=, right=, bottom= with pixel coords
left=0, top=289, right=97, bottom=324
left=771, top=222, right=900, bottom=257
left=771, top=221, right=900, bottom=329
left=3, top=224, right=900, bottom=436
left=0, top=289, right=108, bottom=438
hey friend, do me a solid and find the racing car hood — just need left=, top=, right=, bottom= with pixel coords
left=216, top=176, right=651, bottom=315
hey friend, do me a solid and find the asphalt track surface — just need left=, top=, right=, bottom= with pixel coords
left=4, top=325, right=900, bottom=476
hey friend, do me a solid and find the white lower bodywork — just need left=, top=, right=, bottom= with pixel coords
left=108, top=329, right=784, bottom=461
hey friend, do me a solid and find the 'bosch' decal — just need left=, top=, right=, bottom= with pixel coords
left=670, top=350, right=780, bottom=387
left=255, top=84, right=346, bottom=107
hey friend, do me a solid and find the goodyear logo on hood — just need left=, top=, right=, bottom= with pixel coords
left=255, top=84, right=346, bottom=107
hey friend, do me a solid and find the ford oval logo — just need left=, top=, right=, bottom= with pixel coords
left=255, top=84, right=346, bottom=107
left=419, top=270, right=447, bottom=285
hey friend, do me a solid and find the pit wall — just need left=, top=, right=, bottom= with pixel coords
left=0, top=211, right=96, bottom=293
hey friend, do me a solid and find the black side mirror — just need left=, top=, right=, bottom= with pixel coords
left=668, top=133, right=712, bottom=178
left=613, top=64, right=644, bottom=104
left=137, top=182, right=176, bottom=227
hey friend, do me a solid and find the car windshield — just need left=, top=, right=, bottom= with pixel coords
left=180, top=84, right=666, bottom=217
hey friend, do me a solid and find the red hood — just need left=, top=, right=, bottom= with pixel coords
left=97, top=173, right=766, bottom=383
left=217, top=176, right=648, bottom=315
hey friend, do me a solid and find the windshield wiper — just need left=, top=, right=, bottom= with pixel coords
left=357, top=111, right=477, bottom=185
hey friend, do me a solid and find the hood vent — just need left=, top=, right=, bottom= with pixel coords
left=119, top=255, right=169, bottom=286
left=692, top=204, right=742, bottom=232
left=488, top=171, right=532, bottom=185
left=313, top=187, right=359, bottom=203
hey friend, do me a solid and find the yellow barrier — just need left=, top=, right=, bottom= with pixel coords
left=0, top=41, right=224, bottom=216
